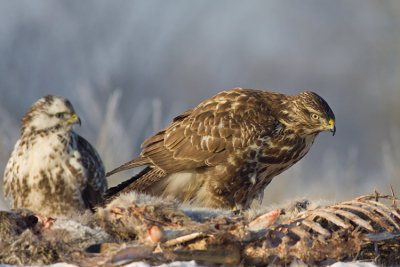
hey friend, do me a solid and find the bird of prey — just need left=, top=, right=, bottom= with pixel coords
left=3, top=95, right=107, bottom=217
left=106, top=88, right=335, bottom=209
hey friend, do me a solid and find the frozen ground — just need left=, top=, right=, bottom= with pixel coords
left=0, top=260, right=380, bottom=267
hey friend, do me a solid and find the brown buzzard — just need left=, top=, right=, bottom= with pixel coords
left=106, top=88, right=335, bottom=209
left=3, top=95, right=107, bottom=217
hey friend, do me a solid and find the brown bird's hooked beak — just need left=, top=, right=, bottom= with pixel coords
left=328, top=119, right=336, bottom=136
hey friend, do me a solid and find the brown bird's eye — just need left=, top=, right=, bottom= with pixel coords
left=311, top=113, right=319, bottom=120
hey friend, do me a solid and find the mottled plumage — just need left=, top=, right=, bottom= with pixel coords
left=107, top=88, right=335, bottom=209
left=3, top=95, right=107, bottom=217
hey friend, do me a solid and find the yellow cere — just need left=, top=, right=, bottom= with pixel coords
left=329, top=119, right=334, bottom=126
left=66, top=113, right=78, bottom=124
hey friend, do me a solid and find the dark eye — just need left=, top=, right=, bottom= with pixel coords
left=311, top=113, right=319, bottom=120
left=55, top=112, right=65, bottom=119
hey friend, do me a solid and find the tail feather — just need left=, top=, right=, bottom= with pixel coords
left=106, top=157, right=150, bottom=177
left=104, top=167, right=165, bottom=202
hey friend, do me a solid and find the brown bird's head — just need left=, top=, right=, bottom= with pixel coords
left=21, top=95, right=81, bottom=135
left=286, top=91, right=336, bottom=136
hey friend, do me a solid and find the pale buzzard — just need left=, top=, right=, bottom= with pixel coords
left=3, top=95, right=107, bottom=217
left=106, top=88, right=335, bottom=209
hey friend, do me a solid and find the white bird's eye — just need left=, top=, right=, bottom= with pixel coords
left=311, top=113, right=319, bottom=120
left=55, top=112, right=65, bottom=119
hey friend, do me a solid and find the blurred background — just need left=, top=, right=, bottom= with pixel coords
left=1, top=0, right=400, bottom=209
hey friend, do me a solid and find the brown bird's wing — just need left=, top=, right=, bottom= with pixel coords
left=142, top=89, right=279, bottom=172
left=76, top=135, right=107, bottom=210
left=108, top=88, right=278, bottom=176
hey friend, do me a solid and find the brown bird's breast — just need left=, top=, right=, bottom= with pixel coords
left=231, top=132, right=317, bottom=208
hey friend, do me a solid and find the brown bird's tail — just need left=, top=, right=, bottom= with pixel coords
left=106, top=157, right=150, bottom=177
left=104, top=167, right=165, bottom=203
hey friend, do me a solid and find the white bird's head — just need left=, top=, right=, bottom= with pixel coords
left=21, top=95, right=81, bottom=135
